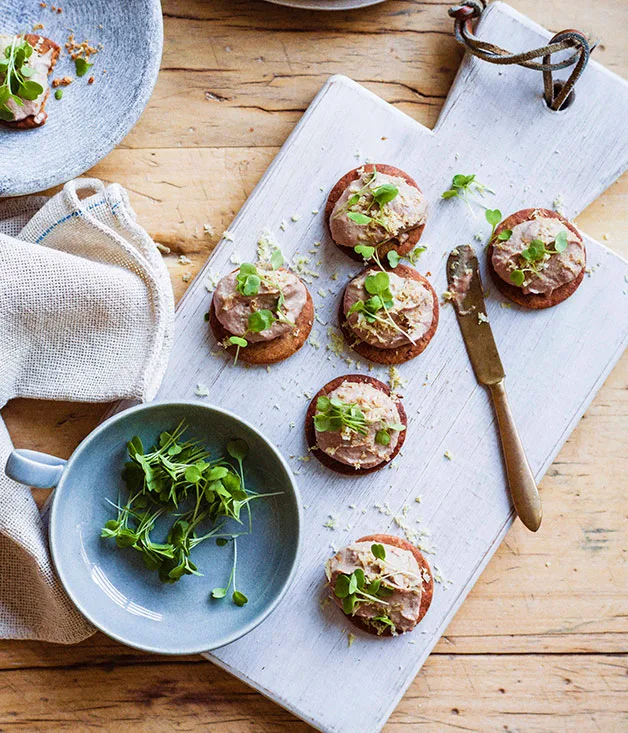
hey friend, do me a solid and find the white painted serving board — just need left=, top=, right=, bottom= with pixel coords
left=148, top=4, right=628, bottom=732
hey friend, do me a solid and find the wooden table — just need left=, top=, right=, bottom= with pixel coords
left=1, top=1, right=626, bottom=730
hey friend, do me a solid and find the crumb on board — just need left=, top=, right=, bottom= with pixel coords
left=388, top=366, right=406, bottom=395
left=203, top=269, right=220, bottom=292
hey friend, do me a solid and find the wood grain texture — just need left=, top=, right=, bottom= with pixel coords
left=1, top=0, right=627, bottom=731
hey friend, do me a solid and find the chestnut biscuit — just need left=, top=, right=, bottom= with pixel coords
left=326, top=164, right=427, bottom=262
left=306, top=375, right=407, bottom=475
left=340, top=264, right=439, bottom=364
left=488, top=208, right=586, bottom=309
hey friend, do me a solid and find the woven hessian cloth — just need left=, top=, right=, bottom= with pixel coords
left=0, top=179, right=174, bottom=643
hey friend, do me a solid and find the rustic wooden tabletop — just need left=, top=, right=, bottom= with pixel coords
left=1, top=0, right=626, bottom=730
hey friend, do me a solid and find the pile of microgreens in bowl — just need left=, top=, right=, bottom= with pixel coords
left=101, top=421, right=281, bottom=607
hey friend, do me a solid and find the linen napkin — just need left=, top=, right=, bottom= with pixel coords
left=0, top=179, right=174, bottom=643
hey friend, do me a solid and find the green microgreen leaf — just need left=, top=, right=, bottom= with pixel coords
left=248, top=309, right=275, bottom=333
left=364, top=271, right=390, bottom=296
left=343, top=594, right=357, bottom=615
left=497, top=229, right=512, bottom=241
left=371, top=543, right=386, bottom=561
left=354, top=244, right=375, bottom=260
left=372, top=615, right=396, bottom=630
left=485, top=209, right=502, bottom=237
left=228, top=335, right=248, bottom=366
left=335, top=574, right=350, bottom=598
left=372, top=183, right=399, bottom=206
left=232, top=590, right=248, bottom=606
left=347, top=212, right=373, bottom=226
left=184, top=465, right=203, bottom=484
left=270, top=248, right=284, bottom=270
left=227, top=439, right=249, bottom=462
left=386, top=250, right=400, bottom=268
left=236, top=263, right=261, bottom=296
left=407, top=245, right=427, bottom=265
left=348, top=572, right=358, bottom=595
left=441, top=173, right=495, bottom=214
left=554, top=230, right=568, bottom=253
left=375, top=429, right=391, bottom=446
left=526, top=239, right=547, bottom=261
left=510, top=269, right=525, bottom=286
left=75, top=57, right=93, bottom=77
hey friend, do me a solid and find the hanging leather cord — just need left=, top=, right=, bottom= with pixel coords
left=448, top=0, right=595, bottom=110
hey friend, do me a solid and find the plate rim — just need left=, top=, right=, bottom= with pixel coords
left=48, top=399, right=303, bottom=655
left=262, top=0, right=386, bottom=9
left=1, top=0, right=164, bottom=198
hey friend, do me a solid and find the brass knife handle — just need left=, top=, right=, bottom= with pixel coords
left=488, top=380, right=542, bottom=532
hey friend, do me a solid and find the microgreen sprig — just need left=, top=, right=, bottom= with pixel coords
left=375, top=422, right=405, bottom=446
left=235, top=253, right=284, bottom=298
left=347, top=270, right=416, bottom=345
left=485, top=209, right=501, bottom=237
left=334, top=568, right=393, bottom=615
left=101, top=423, right=281, bottom=601
left=485, top=209, right=513, bottom=242
left=314, top=395, right=368, bottom=436
left=228, top=255, right=292, bottom=364
left=228, top=336, right=247, bottom=365
left=0, top=36, right=44, bottom=121
left=370, top=615, right=397, bottom=633
left=441, top=173, right=495, bottom=215
left=211, top=536, right=248, bottom=607
left=509, top=231, right=569, bottom=287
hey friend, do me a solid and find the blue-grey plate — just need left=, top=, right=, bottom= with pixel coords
left=0, top=0, right=162, bottom=196
left=48, top=402, right=302, bottom=654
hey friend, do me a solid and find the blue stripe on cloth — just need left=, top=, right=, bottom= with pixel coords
left=35, top=200, right=108, bottom=244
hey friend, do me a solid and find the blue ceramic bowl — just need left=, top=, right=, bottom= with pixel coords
left=6, top=402, right=302, bottom=654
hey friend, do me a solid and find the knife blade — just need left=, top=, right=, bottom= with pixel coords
left=446, top=245, right=504, bottom=384
left=447, top=245, right=542, bottom=532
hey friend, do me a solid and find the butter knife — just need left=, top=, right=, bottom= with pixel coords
left=446, top=244, right=542, bottom=532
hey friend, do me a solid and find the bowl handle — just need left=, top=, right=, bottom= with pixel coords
left=5, top=449, right=67, bottom=489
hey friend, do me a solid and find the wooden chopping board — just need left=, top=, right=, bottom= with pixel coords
left=145, top=3, right=628, bottom=732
